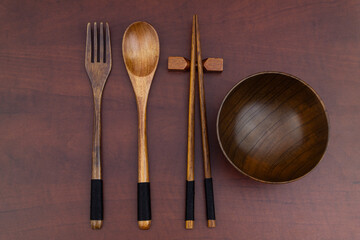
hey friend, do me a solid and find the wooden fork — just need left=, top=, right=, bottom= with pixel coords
left=85, top=22, right=112, bottom=230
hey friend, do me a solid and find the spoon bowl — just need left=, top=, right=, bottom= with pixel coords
left=123, top=22, right=159, bottom=77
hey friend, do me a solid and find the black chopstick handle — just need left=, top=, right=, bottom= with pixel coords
left=205, top=178, right=215, bottom=222
left=185, top=180, right=195, bottom=227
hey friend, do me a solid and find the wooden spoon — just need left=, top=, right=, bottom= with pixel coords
left=122, top=21, right=159, bottom=230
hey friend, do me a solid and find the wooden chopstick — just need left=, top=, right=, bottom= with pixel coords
left=185, top=15, right=216, bottom=229
left=185, top=15, right=196, bottom=230
left=195, top=14, right=216, bottom=228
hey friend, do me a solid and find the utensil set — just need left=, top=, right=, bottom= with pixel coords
left=86, top=20, right=213, bottom=230
left=84, top=15, right=329, bottom=231
left=86, top=20, right=161, bottom=229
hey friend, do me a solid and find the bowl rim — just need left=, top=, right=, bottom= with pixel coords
left=216, top=71, right=330, bottom=184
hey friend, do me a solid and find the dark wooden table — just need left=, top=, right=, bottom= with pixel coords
left=1, top=0, right=359, bottom=239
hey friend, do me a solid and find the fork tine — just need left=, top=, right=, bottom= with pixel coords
left=99, top=22, right=104, bottom=63
left=94, top=22, right=98, bottom=62
left=105, top=22, right=111, bottom=64
left=85, top=23, right=91, bottom=63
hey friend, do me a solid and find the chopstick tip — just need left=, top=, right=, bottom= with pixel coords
left=185, top=220, right=194, bottom=229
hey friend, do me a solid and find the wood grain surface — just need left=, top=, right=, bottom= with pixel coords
left=0, top=0, right=359, bottom=239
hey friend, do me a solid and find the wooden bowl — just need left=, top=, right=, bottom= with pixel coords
left=216, top=72, right=329, bottom=183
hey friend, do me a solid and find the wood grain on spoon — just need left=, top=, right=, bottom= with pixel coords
left=122, top=21, right=159, bottom=230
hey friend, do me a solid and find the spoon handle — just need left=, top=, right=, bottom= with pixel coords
left=137, top=103, right=151, bottom=230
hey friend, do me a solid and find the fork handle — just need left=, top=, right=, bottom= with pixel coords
left=90, top=96, right=103, bottom=229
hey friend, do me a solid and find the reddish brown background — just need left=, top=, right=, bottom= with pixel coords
left=1, top=0, right=359, bottom=239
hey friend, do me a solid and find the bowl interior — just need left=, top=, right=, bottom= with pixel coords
left=217, top=73, right=329, bottom=183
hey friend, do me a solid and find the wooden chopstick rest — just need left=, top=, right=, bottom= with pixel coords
left=168, top=56, right=223, bottom=72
